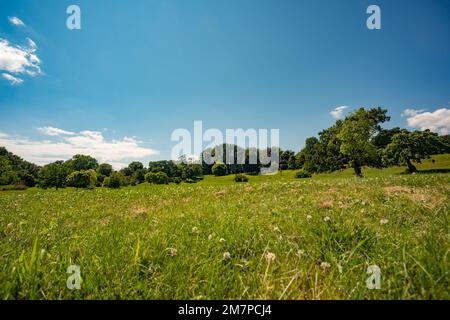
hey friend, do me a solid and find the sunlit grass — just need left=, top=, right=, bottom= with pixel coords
left=0, top=155, right=448, bottom=299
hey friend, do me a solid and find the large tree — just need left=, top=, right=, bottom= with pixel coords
left=383, top=129, right=445, bottom=173
left=38, top=161, right=71, bottom=189
left=337, top=107, right=390, bottom=176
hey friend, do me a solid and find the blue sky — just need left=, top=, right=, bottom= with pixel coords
left=0, top=0, right=449, bottom=167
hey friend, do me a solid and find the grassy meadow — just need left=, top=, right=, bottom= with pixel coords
left=0, top=155, right=449, bottom=299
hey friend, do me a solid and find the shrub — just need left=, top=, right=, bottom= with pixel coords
left=172, top=177, right=182, bottom=184
left=66, top=170, right=97, bottom=189
left=234, top=174, right=249, bottom=182
left=103, top=172, right=124, bottom=188
left=295, top=169, right=312, bottom=179
left=145, top=172, right=169, bottom=185
left=212, top=162, right=228, bottom=176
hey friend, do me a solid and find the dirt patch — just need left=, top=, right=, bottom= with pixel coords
left=383, top=186, right=444, bottom=209
left=214, top=190, right=227, bottom=197
left=383, top=186, right=413, bottom=195
left=130, top=206, right=148, bottom=218
left=316, top=198, right=334, bottom=209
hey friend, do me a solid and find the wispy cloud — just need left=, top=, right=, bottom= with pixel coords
left=37, top=127, right=75, bottom=136
left=1, top=73, right=23, bottom=85
left=8, top=16, right=25, bottom=27
left=330, top=106, right=350, bottom=119
left=403, top=108, right=450, bottom=135
left=0, top=37, right=42, bottom=85
left=0, top=128, right=160, bottom=169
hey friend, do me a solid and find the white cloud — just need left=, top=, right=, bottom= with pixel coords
left=401, top=108, right=427, bottom=117
left=37, top=127, right=75, bottom=136
left=0, top=38, right=42, bottom=83
left=8, top=16, right=25, bottom=27
left=0, top=128, right=160, bottom=169
left=330, top=106, right=350, bottom=119
left=1, top=73, right=23, bottom=85
left=403, top=108, right=450, bottom=135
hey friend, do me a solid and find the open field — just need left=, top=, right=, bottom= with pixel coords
left=0, top=155, right=449, bottom=299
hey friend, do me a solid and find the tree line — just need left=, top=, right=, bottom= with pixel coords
left=1, top=108, right=449, bottom=189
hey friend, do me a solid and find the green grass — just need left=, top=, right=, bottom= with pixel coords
left=0, top=155, right=449, bottom=299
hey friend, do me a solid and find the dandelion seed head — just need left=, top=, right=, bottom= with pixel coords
left=266, top=252, right=276, bottom=263
left=320, top=261, right=331, bottom=272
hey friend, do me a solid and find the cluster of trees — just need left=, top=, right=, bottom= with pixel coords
left=1, top=107, right=449, bottom=189
left=296, top=108, right=450, bottom=176
left=0, top=147, right=40, bottom=187
left=36, top=156, right=205, bottom=189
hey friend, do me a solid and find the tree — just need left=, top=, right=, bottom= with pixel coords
left=179, top=163, right=203, bottom=181
left=66, top=154, right=98, bottom=171
left=38, top=161, right=71, bottom=189
left=97, top=163, right=113, bottom=177
left=103, top=172, right=125, bottom=188
left=212, top=162, right=228, bottom=176
left=145, top=172, right=169, bottom=184
left=0, top=147, right=40, bottom=186
left=148, top=160, right=179, bottom=177
left=373, top=127, right=402, bottom=149
left=383, top=129, right=444, bottom=173
left=337, top=108, right=389, bottom=176
left=66, top=170, right=97, bottom=188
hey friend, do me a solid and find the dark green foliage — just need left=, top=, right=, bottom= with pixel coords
left=66, top=154, right=99, bottom=171
left=179, top=163, right=203, bottom=181
left=97, top=163, right=113, bottom=177
left=103, top=172, right=124, bottom=188
left=295, top=169, right=312, bottom=178
left=234, top=174, right=249, bottom=182
left=145, top=172, right=169, bottom=185
left=0, top=147, right=39, bottom=187
left=212, top=162, right=228, bottom=176
left=148, top=160, right=179, bottom=177
left=172, top=177, right=182, bottom=184
left=38, top=161, right=71, bottom=189
left=383, top=129, right=445, bottom=173
left=66, top=170, right=97, bottom=189
left=373, top=127, right=402, bottom=149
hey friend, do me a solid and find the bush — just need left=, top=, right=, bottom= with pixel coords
left=172, top=177, right=182, bottom=184
left=234, top=174, right=249, bottom=182
left=212, top=162, right=228, bottom=176
left=103, top=172, right=124, bottom=188
left=66, top=170, right=97, bottom=189
left=145, top=172, right=169, bottom=185
left=295, top=169, right=312, bottom=179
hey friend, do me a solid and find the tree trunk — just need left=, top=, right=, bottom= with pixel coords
left=353, top=161, right=363, bottom=177
left=406, top=159, right=417, bottom=173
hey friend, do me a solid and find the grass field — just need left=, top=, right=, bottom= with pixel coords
left=0, top=155, right=449, bottom=299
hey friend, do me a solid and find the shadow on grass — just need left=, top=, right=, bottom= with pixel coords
left=417, top=168, right=450, bottom=174
left=400, top=168, right=450, bottom=175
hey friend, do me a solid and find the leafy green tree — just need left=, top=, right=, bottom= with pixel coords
left=212, top=162, right=228, bottom=176
left=373, top=127, right=402, bottom=149
left=66, top=170, right=97, bottom=188
left=0, top=148, right=39, bottom=186
left=38, top=161, right=71, bottom=189
left=148, top=160, right=179, bottom=177
left=103, top=172, right=125, bottom=188
left=179, top=163, right=203, bottom=181
left=145, top=172, right=169, bottom=184
left=66, top=154, right=99, bottom=171
left=383, top=130, right=444, bottom=173
left=97, top=163, right=113, bottom=177
left=338, top=108, right=389, bottom=176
